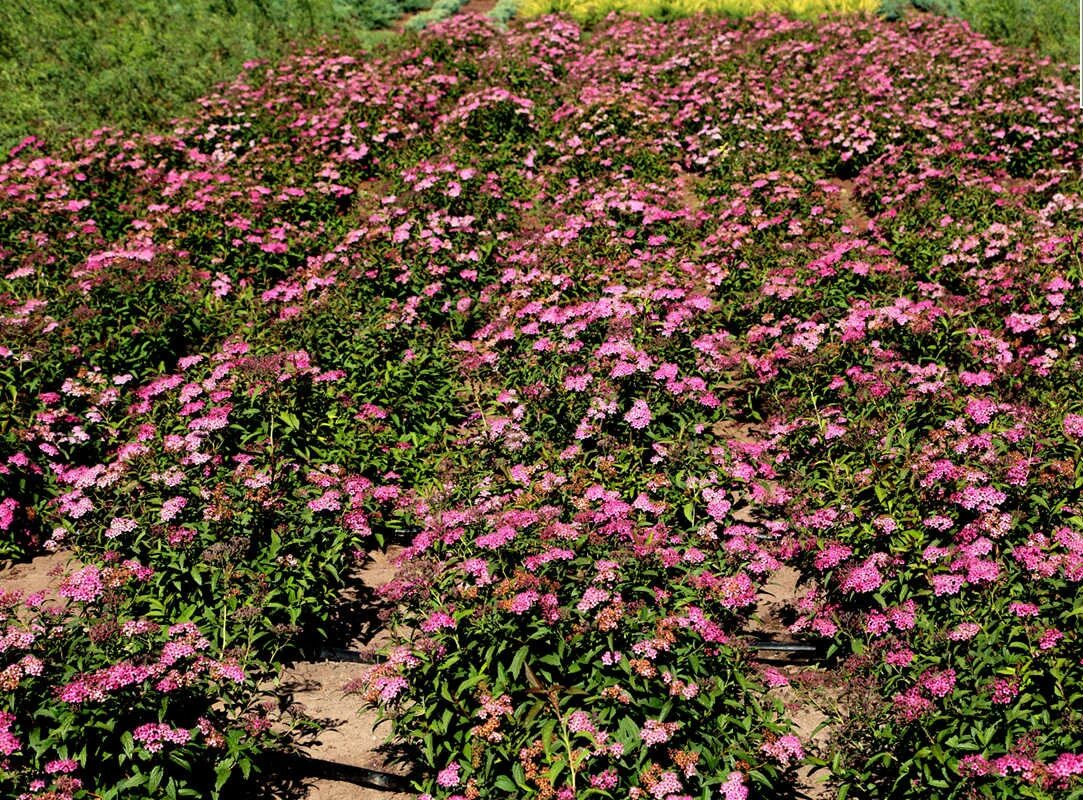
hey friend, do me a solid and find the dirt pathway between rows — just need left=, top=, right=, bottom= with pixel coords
left=281, top=547, right=411, bottom=800
left=721, top=415, right=839, bottom=799
left=749, top=567, right=836, bottom=799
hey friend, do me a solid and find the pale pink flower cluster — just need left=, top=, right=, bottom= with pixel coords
left=159, top=495, right=187, bottom=522
left=762, top=734, right=805, bottom=766
left=0, top=710, right=20, bottom=755
left=721, top=771, right=748, bottom=800
left=1064, top=413, right=1083, bottom=438
left=639, top=719, right=679, bottom=745
left=624, top=399, right=652, bottom=430
left=59, top=566, right=103, bottom=603
left=132, top=722, right=191, bottom=753
left=421, top=611, right=456, bottom=632
left=435, top=762, right=460, bottom=788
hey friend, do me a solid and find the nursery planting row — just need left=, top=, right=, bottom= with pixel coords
left=1, top=10, right=1081, bottom=800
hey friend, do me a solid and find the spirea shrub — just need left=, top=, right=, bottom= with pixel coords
left=1, top=9, right=1082, bottom=800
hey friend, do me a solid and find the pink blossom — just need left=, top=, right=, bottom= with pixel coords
left=884, top=645, right=913, bottom=667
left=1038, top=628, right=1064, bottom=650
left=308, top=489, right=342, bottom=512
left=624, top=399, right=652, bottom=430
left=1009, top=602, right=1039, bottom=618
left=920, top=668, right=956, bottom=698
left=648, top=770, right=682, bottom=798
left=640, top=719, right=679, bottom=745
left=930, top=574, right=964, bottom=596
left=762, top=667, right=790, bottom=687
left=576, top=586, right=610, bottom=613
left=567, top=710, right=596, bottom=734
left=954, top=485, right=1007, bottom=512
left=159, top=495, right=187, bottom=522
left=0, top=729, right=20, bottom=756
left=0, top=497, right=16, bottom=530
left=475, top=525, right=516, bottom=549
left=840, top=559, right=883, bottom=593
left=1049, top=753, right=1083, bottom=778
left=990, top=678, right=1019, bottom=704
left=892, top=687, right=933, bottom=721
left=721, top=771, right=748, bottom=800
left=814, top=541, right=852, bottom=570
left=436, top=762, right=460, bottom=788
left=864, top=611, right=890, bottom=636
left=508, top=591, right=538, bottom=614
left=761, top=734, right=804, bottom=766
left=132, top=723, right=191, bottom=753
left=947, top=622, right=980, bottom=641
left=373, top=675, right=408, bottom=703
left=421, top=611, right=456, bottom=632
left=107, top=516, right=138, bottom=539
left=958, top=754, right=992, bottom=777
left=59, top=566, right=103, bottom=603
left=993, top=753, right=1036, bottom=778
left=591, top=770, right=619, bottom=789
left=564, top=372, right=593, bottom=391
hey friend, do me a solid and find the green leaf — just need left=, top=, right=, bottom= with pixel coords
left=118, top=774, right=148, bottom=791
left=511, top=645, right=529, bottom=679
left=215, top=759, right=235, bottom=792
left=121, top=731, right=135, bottom=759
left=494, top=775, right=517, bottom=792
left=148, top=765, right=164, bottom=793
left=682, top=501, right=696, bottom=524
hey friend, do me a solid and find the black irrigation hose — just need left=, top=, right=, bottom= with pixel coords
left=750, top=641, right=820, bottom=653
left=749, top=641, right=825, bottom=664
left=317, top=646, right=372, bottom=663
left=280, top=752, right=414, bottom=792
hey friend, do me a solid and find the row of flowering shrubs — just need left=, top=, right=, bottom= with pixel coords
left=2, top=8, right=1082, bottom=800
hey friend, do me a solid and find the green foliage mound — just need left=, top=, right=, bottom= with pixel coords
left=884, top=0, right=1079, bottom=63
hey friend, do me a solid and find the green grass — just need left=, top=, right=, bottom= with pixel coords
left=0, top=0, right=414, bottom=151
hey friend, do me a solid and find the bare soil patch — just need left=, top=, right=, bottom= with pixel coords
left=744, top=517, right=838, bottom=799
left=0, top=550, right=79, bottom=604
left=275, top=547, right=411, bottom=799
left=819, top=178, right=873, bottom=234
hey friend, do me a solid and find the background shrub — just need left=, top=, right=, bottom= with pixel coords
left=882, top=0, right=1079, bottom=63
left=0, top=0, right=416, bottom=150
